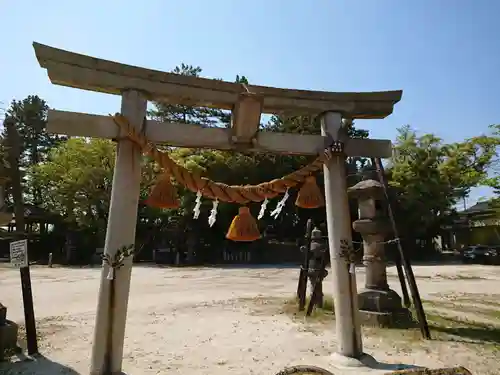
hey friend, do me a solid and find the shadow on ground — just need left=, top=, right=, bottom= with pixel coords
left=0, top=353, right=79, bottom=375
left=430, top=315, right=500, bottom=345
left=350, top=353, right=426, bottom=372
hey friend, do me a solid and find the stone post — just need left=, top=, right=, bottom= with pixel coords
left=321, top=112, right=363, bottom=359
left=90, top=90, right=147, bottom=375
left=348, top=179, right=411, bottom=327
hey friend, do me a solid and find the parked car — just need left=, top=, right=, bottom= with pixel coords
left=461, top=245, right=498, bottom=264
left=488, top=245, right=500, bottom=265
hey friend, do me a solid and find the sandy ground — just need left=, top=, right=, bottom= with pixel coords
left=1, top=263, right=499, bottom=375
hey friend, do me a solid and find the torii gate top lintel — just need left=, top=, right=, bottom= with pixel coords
left=33, top=42, right=402, bottom=119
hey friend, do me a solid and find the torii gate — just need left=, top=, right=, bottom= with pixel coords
left=33, top=42, right=401, bottom=375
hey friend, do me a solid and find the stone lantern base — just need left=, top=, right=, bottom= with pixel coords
left=358, top=288, right=413, bottom=328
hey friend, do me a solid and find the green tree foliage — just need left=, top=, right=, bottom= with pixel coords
left=29, top=138, right=160, bottom=236
left=469, top=125, right=500, bottom=216
left=387, top=124, right=500, bottom=255
left=2, top=95, right=67, bottom=203
left=3, top=95, right=67, bottom=167
left=266, top=114, right=369, bottom=138
left=148, top=64, right=249, bottom=128
left=478, top=125, right=500, bottom=191
left=29, top=138, right=116, bottom=226
left=148, top=64, right=216, bottom=126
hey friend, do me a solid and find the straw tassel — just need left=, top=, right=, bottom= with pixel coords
left=144, top=173, right=180, bottom=209
left=226, top=206, right=261, bottom=242
left=295, top=175, right=324, bottom=209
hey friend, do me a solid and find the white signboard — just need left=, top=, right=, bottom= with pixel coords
left=10, top=239, right=28, bottom=268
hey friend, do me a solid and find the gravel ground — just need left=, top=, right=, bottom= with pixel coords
left=0, top=264, right=499, bottom=374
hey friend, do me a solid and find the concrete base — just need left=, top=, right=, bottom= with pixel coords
left=359, top=308, right=414, bottom=328
left=0, top=320, right=19, bottom=360
left=358, top=288, right=402, bottom=311
left=358, top=288, right=414, bottom=328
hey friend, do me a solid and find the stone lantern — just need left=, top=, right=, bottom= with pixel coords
left=347, top=179, right=410, bottom=327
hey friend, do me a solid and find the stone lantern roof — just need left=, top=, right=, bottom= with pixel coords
left=347, top=179, right=384, bottom=200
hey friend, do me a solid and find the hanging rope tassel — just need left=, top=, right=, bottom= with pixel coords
left=144, top=173, right=180, bottom=209
left=295, top=175, right=324, bottom=209
left=226, top=207, right=261, bottom=242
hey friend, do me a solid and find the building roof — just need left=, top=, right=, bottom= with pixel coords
left=459, top=201, right=497, bottom=220
left=462, top=201, right=494, bottom=213
left=6, top=204, right=60, bottom=221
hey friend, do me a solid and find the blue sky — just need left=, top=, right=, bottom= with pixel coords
left=2, top=1, right=499, bottom=206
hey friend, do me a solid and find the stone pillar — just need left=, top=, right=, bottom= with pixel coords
left=348, top=179, right=411, bottom=327
left=321, top=113, right=363, bottom=359
left=90, top=90, right=147, bottom=375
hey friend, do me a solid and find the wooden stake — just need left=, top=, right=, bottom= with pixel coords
left=368, top=158, right=410, bottom=308
left=373, top=158, right=431, bottom=340
left=306, top=248, right=328, bottom=317
left=297, top=218, right=313, bottom=311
